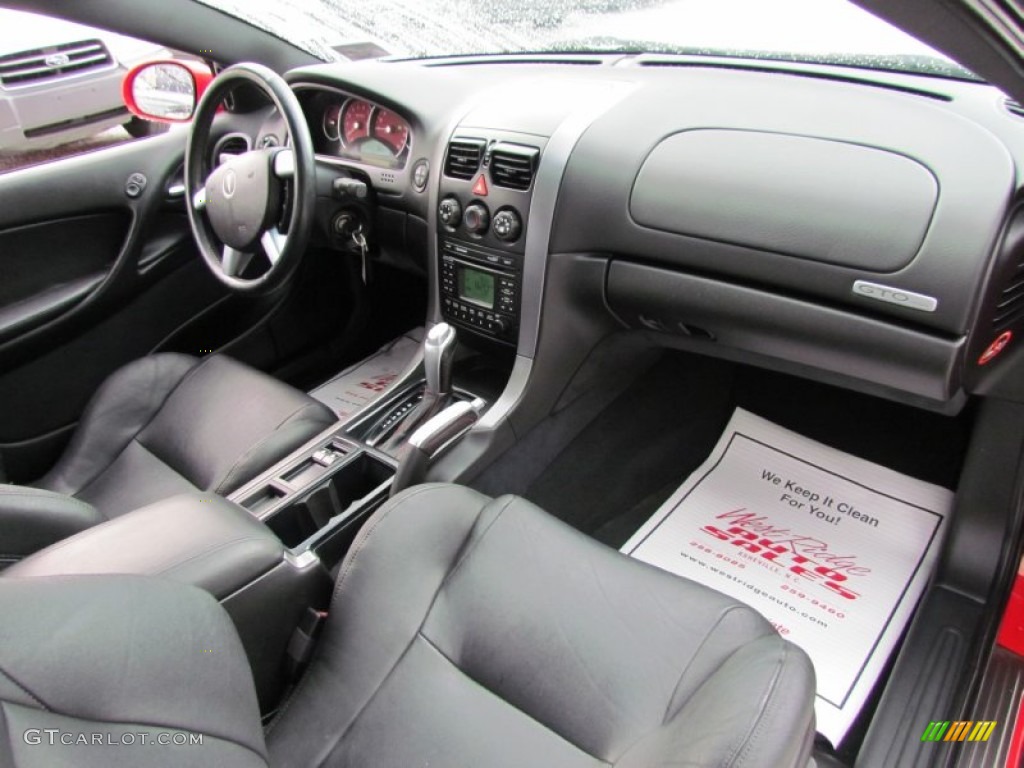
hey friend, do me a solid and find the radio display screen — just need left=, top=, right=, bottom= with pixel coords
left=458, top=265, right=495, bottom=309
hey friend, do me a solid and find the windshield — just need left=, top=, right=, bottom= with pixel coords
left=198, top=0, right=975, bottom=80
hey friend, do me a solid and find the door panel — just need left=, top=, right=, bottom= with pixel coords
left=0, top=260, right=224, bottom=482
left=0, top=212, right=127, bottom=342
left=0, top=130, right=233, bottom=482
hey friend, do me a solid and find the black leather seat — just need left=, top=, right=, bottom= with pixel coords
left=0, top=484, right=817, bottom=767
left=0, top=353, right=336, bottom=562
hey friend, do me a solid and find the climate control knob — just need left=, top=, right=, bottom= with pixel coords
left=438, top=196, right=462, bottom=230
left=492, top=208, right=522, bottom=243
left=463, top=203, right=490, bottom=236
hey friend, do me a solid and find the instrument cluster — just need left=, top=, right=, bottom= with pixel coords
left=306, top=90, right=412, bottom=170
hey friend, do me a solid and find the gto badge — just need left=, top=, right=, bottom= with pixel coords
left=852, top=280, right=937, bottom=312
left=222, top=169, right=237, bottom=199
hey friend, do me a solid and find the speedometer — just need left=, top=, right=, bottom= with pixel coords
left=341, top=99, right=373, bottom=146
left=371, top=108, right=410, bottom=155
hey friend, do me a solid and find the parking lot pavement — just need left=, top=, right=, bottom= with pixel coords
left=0, top=127, right=135, bottom=173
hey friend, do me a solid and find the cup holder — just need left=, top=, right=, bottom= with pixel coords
left=266, top=453, right=394, bottom=548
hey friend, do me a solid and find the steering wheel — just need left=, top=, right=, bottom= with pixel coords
left=184, top=63, right=316, bottom=294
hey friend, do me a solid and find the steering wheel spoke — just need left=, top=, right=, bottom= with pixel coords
left=260, top=227, right=287, bottom=265
left=221, top=246, right=254, bottom=277
left=192, top=186, right=207, bottom=211
left=273, top=148, right=295, bottom=179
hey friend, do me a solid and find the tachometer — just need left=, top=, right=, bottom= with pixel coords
left=322, top=102, right=341, bottom=141
left=371, top=108, right=410, bottom=155
left=341, top=99, right=373, bottom=146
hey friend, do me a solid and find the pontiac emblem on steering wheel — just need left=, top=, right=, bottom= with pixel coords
left=223, top=169, right=237, bottom=198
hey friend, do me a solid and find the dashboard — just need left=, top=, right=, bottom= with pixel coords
left=264, top=54, right=1024, bottom=412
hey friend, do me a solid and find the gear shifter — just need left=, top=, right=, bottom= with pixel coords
left=423, top=322, right=457, bottom=401
left=380, top=323, right=458, bottom=451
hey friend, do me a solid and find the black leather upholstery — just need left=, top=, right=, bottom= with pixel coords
left=35, top=353, right=336, bottom=518
left=266, top=484, right=817, bottom=768
left=0, top=485, right=103, bottom=567
left=0, top=484, right=817, bottom=767
left=4, top=492, right=284, bottom=599
left=0, top=575, right=267, bottom=767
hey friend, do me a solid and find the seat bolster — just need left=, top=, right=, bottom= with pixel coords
left=618, top=635, right=816, bottom=768
left=136, top=355, right=337, bottom=494
left=0, top=575, right=268, bottom=767
left=34, top=353, right=200, bottom=497
left=213, top=402, right=338, bottom=495
left=0, top=485, right=104, bottom=564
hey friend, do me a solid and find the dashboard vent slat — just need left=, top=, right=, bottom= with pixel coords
left=490, top=143, right=540, bottom=191
left=994, top=258, right=1024, bottom=333
left=444, top=138, right=486, bottom=180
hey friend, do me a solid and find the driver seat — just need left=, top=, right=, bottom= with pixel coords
left=1, top=353, right=336, bottom=561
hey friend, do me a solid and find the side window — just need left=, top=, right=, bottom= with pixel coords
left=0, top=9, right=182, bottom=174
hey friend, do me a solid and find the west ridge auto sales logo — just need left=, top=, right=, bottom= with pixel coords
left=702, top=508, right=872, bottom=601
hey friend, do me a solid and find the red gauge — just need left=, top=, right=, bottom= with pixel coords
left=341, top=99, right=373, bottom=146
left=322, top=102, right=342, bottom=141
left=371, top=108, right=410, bottom=155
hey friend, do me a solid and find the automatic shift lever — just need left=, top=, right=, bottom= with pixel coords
left=379, top=323, right=458, bottom=451
left=423, top=323, right=457, bottom=400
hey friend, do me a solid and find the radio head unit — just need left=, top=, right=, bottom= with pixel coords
left=440, top=238, right=519, bottom=344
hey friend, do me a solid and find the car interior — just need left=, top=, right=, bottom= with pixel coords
left=2, top=0, right=1024, bottom=766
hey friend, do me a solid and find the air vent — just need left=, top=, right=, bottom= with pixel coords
left=444, top=138, right=485, bottom=180
left=1005, top=97, right=1024, bottom=118
left=490, top=143, right=539, bottom=191
left=993, top=258, right=1024, bottom=332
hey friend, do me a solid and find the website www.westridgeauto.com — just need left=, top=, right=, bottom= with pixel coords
left=22, top=729, right=204, bottom=747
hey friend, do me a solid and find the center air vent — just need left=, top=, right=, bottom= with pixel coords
left=993, top=257, right=1024, bottom=332
left=444, top=138, right=485, bottom=180
left=490, top=143, right=539, bottom=191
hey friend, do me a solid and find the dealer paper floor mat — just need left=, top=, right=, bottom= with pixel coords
left=310, top=328, right=424, bottom=420
left=622, top=408, right=953, bottom=747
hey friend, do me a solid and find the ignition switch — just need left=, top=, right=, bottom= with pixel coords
left=331, top=208, right=372, bottom=284
left=332, top=210, right=363, bottom=240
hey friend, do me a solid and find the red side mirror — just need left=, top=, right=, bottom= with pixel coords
left=122, top=59, right=214, bottom=123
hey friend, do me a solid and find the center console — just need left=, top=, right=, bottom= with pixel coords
left=437, top=134, right=543, bottom=347
left=236, top=433, right=396, bottom=569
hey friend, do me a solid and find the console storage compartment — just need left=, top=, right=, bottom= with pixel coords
left=267, top=452, right=394, bottom=549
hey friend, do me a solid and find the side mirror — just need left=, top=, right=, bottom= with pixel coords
left=121, top=60, right=214, bottom=123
